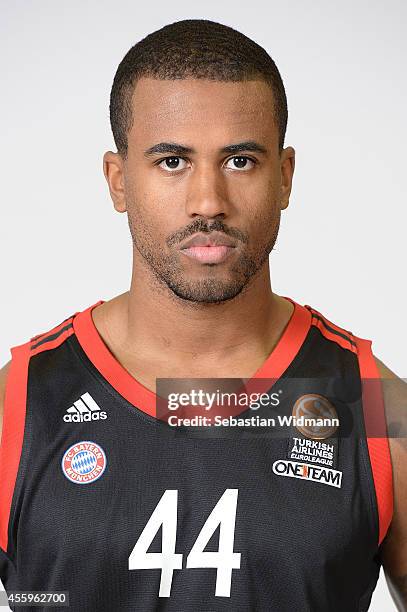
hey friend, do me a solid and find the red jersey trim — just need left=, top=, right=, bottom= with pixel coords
left=353, top=335, right=393, bottom=546
left=73, top=298, right=312, bottom=418
left=0, top=341, right=31, bottom=552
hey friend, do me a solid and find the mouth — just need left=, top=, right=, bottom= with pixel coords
left=180, top=245, right=236, bottom=264
left=179, top=231, right=237, bottom=264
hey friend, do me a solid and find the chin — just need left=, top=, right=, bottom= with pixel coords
left=167, top=276, right=248, bottom=304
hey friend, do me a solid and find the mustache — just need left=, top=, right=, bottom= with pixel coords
left=166, top=218, right=248, bottom=248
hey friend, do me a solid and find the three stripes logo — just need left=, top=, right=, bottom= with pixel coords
left=63, top=392, right=107, bottom=423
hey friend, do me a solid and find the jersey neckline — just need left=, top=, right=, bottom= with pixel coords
left=72, top=297, right=312, bottom=418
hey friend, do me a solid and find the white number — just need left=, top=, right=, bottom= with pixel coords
left=186, top=488, right=241, bottom=596
left=128, top=488, right=241, bottom=597
left=128, top=489, right=182, bottom=597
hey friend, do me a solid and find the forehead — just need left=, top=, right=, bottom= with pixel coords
left=128, top=77, right=277, bottom=145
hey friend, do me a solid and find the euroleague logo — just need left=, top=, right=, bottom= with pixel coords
left=292, top=394, right=339, bottom=439
left=61, top=441, right=107, bottom=484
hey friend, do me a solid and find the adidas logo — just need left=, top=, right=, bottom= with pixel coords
left=63, top=392, right=107, bottom=422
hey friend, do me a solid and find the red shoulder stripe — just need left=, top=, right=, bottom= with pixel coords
left=306, top=306, right=353, bottom=336
left=30, top=317, right=75, bottom=357
left=306, top=306, right=357, bottom=353
left=0, top=341, right=31, bottom=552
left=30, top=316, right=73, bottom=344
left=353, top=335, right=393, bottom=546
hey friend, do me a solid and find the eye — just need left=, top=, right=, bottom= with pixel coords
left=224, top=156, right=256, bottom=171
left=157, top=157, right=189, bottom=172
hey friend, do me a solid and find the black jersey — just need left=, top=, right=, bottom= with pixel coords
left=0, top=297, right=393, bottom=611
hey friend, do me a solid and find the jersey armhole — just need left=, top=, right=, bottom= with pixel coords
left=353, top=335, right=394, bottom=547
left=0, top=340, right=31, bottom=554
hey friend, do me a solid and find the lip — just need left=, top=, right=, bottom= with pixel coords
left=180, top=245, right=235, bottom=264
left=180, top=232, right=237, bottom=249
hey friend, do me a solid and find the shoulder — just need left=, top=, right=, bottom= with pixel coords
left=0, top=305, right=81, bottom=444
left=373, top=356, right=407, bottom=445
left=304, top=303, right=358, bottom=354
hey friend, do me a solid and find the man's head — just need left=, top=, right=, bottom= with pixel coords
left=103, top=19, right=295, bottom=304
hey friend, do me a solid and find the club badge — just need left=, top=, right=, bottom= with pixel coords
left=61, top=440, right=107, bottom=484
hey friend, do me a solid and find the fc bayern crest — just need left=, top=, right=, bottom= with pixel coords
left=61, top=440, right=107, bottom=484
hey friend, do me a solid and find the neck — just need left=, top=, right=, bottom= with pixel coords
left=97, top=251, right=294, bottom=367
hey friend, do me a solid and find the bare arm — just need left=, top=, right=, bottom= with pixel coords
left=374, top=356, right=407, bottom=612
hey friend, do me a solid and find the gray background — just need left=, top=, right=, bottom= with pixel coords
left=0, top=1, right=405, bottom=609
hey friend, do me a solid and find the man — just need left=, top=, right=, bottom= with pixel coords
left=0, top=18, right=406, bottom=611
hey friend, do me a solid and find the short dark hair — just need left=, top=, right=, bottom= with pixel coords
left=109, top=19, right=288, bottom=158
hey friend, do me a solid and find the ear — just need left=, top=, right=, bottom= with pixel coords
left=103, top=151, right=127, bottom=213
left=280, top=146, right=295, bottom=210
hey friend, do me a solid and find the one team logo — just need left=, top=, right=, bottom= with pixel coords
left=63, top=392, right=107, bottom=422
left=292, top=394, right=339, bottom=439
left=272, top=459, right=342, bottom=488
left=61, top=440, right=107, bottom=484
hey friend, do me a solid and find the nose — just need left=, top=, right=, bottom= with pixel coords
left=185, top=163, right=231, bottom=219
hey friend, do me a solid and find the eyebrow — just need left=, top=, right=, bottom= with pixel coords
left=143, top=140, right=268, bottom=157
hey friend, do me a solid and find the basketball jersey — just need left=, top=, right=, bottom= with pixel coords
left=0, top=298, right=393, bottom=611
